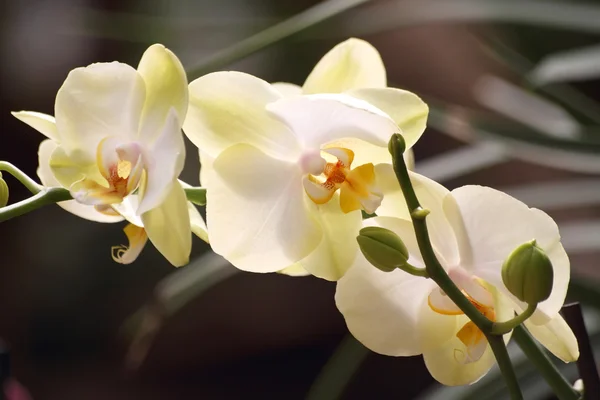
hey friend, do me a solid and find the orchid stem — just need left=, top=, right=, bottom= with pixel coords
left=0, top=162, right=42, bottom=194
left=512, top=325, right=579, bottom=400
left=491, top=303, right=537, bottom=335
left=388, top=133, right=523, bottom=400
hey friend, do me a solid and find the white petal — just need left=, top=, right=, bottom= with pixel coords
left=336, top=245, right=434, bottom=356
left=348, top=87, right=428, bottom=150
left=449, top=186, right=568, bottom=322
left=525, top=314, right=579, bottom=362
left=272, top=82, right=303, bottom=98
left=184, top=71, right=300, bottom=160
left=207, top=143, right=321, bottom=272
left=267, top=93, right=398, bottom=152
left=37, top=139, right=123, bottom=223
left=303, top=38, right=386, bottom=94
left=137, top=44, right=188, bottom=143
left=141, top=180, right=191, bottom=267
left=376, top=168, right=459, bottom=267
left=111, top=195, right=143, bottom=227
left=295, top=197, right=362, bottom=281
left=55, top=62, right=145, bottom=160
left=12, top=111, right=60, bottom=142
left=137, top=109, right=185, bottom=215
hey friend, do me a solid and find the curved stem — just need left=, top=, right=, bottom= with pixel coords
left=389, top=134, right=522, bottom=399
left=0, top=162, right=42, bottom=194
left=184, top=187, right=206, bottom=206
left=492, top=303, right=537, bottom=335
left=0, top=187, right=72, bottom=222
left=398, top=261, right=429, bottom=278
left=512, top=325, right=579, bottom=400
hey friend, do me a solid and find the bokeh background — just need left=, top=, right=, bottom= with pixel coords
left=1, top=0, right=600, bottom=399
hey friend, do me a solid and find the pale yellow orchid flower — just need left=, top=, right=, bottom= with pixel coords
left=336, top=173, right=578, bottom=386
left=12, top=44, right=202, bottom=266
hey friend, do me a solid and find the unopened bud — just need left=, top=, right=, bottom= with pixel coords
left=0, top=172, right=8, bottom=207
left=357, top=226, right=409, bottom=272
left=502, top=240, right=554, bottom=305
left=388, top=133, right=406, bottom=158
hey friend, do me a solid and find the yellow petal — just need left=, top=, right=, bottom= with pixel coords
left=303, top=175, right=336, bottom=205
left=141, top=179, right=191, bottom=267
left=303, top=38, right=386, bottom=94
left=278, top=263, right=310, bottom=277
left=112, top=223, right=148, bottom=264
left=524, top=314, right=579, bottom=362
left=137, top=44, right=188, bottom=142
left=348, top=87, right=429, bottom=150
left=12, top=111, right=60, bottom=142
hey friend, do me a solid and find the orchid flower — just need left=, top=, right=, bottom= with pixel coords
left=183, top=69, right=417, bottom=280
left=12, top=44, right=201, bottom=266
left=335, top=173, right=578, bottom=386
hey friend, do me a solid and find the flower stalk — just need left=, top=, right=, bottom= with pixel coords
left=388, top=133, right=522, bottom=400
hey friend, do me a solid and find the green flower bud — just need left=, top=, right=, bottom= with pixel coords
left=388, top=133, right=406, bottom=158
left=0, top=172, right=8, bottom=207
left=357, top=226, right=409, bottom=272
left=502, top=240, right=554, bottom=305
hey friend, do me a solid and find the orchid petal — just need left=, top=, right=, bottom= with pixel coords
left=296, top=197, right=362, bottom=281
left=137, top=109, right=185, bottom=215
left=524, top=314, right=579, bottom=362
left=137, top=44, right=188, bottom=143
left=37, top=140, right=123, bottom=223
left=267, top=93, right=398, bottom=152
left=141, top=180, right=191, bottom=267
left=188, top=202, right=209, bottom=243
left=272, top=82, right=302, bottom=98
left=279, top=264, right=310, bottom=277
left=207, top=143, right=321, bottom=272
left=111, top=223, right=148, bottom=264
left=12, top=111, right=60, bottom=142
left=448, top=186, right=568, bottom=323
left=376, top=168, right=459, bottom=267
left=54, top=62, right=145, bottom=160
left=303, top=38, right=386, bottom=94
left=348, top=87, right=428, bottom=150
left=184, top=71, right=300, bottom=160
left=421, top=285, right=514, bottom=386
left=336, top=217, right=434, bottom=356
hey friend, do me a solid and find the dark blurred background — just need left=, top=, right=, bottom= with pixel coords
left=1, top=0, right=599, bottom=399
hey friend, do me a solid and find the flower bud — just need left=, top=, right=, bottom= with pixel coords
left=388, top=133, right=406, bottom=158
left=501, top=240, right=554, bottom=305
left=357, top=226, right=409, bottom=272
left=0, top=172, right=8, bottom=207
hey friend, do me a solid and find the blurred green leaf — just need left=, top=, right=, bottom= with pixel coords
left=123, top=252, right=238, bottom=369
left=186, top=0, right=370, bottom=79
left=306, top=334, right=370, bottom=400
left=530, top=43, right=600, bottom=86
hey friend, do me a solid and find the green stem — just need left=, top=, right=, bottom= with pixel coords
left=389, top=134, right=522, bottom=399
left=487, top=334, right=524, bottom=400
left=0, top=187, right=72, bottom=222
left=0, top=162, right=42, bottom=194
left=398, top=261, right=429, bottom=278
left=491, top=303, right=537, bottom=335
left=389, top=134, right=492, bottom=332
left=512, top=325, right=580, bottom=400
left=184, top=187, right=206, bottom=206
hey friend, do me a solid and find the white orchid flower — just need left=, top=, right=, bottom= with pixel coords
left=12, top=44, right=200, bottom=266
left=336, top=173, right=578, bottom=386
left=183, top=69, right=418, bottom=280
